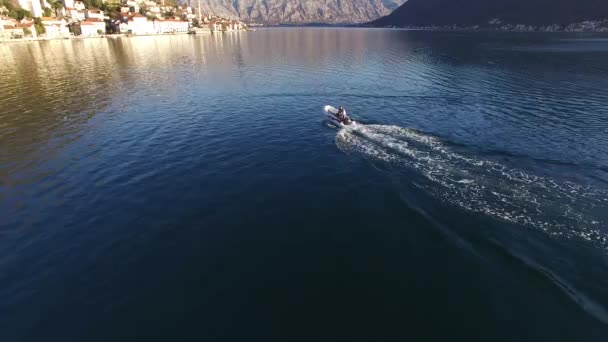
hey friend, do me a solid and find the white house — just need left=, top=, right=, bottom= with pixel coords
left=40, top=17, right=70, bottom=38
left=63, top=0, right=74, bottom=8
left=120, top=13, right=154, bottom=34
left=19, top=21, right=37, bottom=37
left=227, top=21, right=242, bottom=31
left=154, top=19, right=188, bottom=33
left=73, top=1, right=85, bottom=10
left=18, top=0, right=43, bottom=18
left=125, top=0, right=139, bottom=13
left=1, top=15, right=23, bottom=39
left=80, top=19, right=105, bottom=36
left=85, top=8, right=105, bottom=20
left=66, top=9, right=86, bottom=21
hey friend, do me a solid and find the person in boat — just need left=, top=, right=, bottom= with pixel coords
left=337, top=106, right=348, bottom=122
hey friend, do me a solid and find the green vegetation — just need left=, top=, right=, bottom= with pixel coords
left=0, top=0, right=15, bottom=12
left=0, top=0, right=32, bottom=21
left=14, top=8, right=32, bottom=21
left=0, top=0, right=9, bottom=15
left=101, top=3, right=121, bottom=20
left=68, top=22, right=81, bottom=35
left=50, top=0, right=63, bottom=16
left=43, top=7, right=52, bottom=17
left=163, top=10, right=175, bottom=18
left=22, top=27, right=31, bottom=35
left=83, top=0, right=103, bottom=9
left=33, top=17, right=45, bottom=35
left=97, top=29, right=103, bottom=35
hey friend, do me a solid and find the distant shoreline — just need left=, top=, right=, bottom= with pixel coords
left=365, top=19, right=608, bottom=33
left=368, top=26, right=608, bottom=33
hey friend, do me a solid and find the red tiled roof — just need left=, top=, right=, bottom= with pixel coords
left=1, top=17, right=19, bottom=25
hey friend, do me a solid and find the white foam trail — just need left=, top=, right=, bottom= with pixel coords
left=336, top=124, right=608, bottom=250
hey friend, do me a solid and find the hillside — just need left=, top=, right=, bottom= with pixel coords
left=373, top=0, right=608, bottom=27
left=0, top=0, right=20, bottom=11
left=197, top=0, right=407, bottom=24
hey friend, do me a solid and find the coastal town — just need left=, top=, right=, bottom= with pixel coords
left=0, top=0, right=249, bottom=41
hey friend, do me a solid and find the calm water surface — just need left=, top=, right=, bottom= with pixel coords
left=1, top=29, right=608, bottom=341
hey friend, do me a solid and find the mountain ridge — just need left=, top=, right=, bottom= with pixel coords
left=372, top=0, right=608, bottom=27
left=196, top=0, right=407, bottom=24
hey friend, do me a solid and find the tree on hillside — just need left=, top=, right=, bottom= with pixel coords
left=83, top=0, right=102, bottom=9
left=14, top=8, right=31, bottom=21
left=163, top=9, right=175, bottom=18
left=51, top=0, right=63, bottom=17
left=34, top=17, right=45, bottom=35
left=0, top=0, right=13, bottom=14
left=100, top=4, right=121, bottom=14
left=0, top=1, right=9, bottom=15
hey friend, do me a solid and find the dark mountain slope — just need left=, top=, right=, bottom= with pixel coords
left=373, top=0, right=608, bottom=26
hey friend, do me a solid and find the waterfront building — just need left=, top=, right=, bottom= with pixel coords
left=154, top=19, right=188, bottom=33
left=18, top=21, right=36, bottom=37
left=79, top=18, right=105, bottom=36
left=1, top=15, right=23, bottom=39
left=69, top=9, right=86, bottom=21
left=40, top=17, right=70, bottom=38
left=120, top=13, right=154, bottom=34
left=85, top=8, right=105, bottom=20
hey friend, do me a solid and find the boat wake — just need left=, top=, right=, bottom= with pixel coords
left=335, top=124, right=608, bottom=250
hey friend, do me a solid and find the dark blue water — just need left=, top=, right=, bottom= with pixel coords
left=1, top=29, right=608, bottom=341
